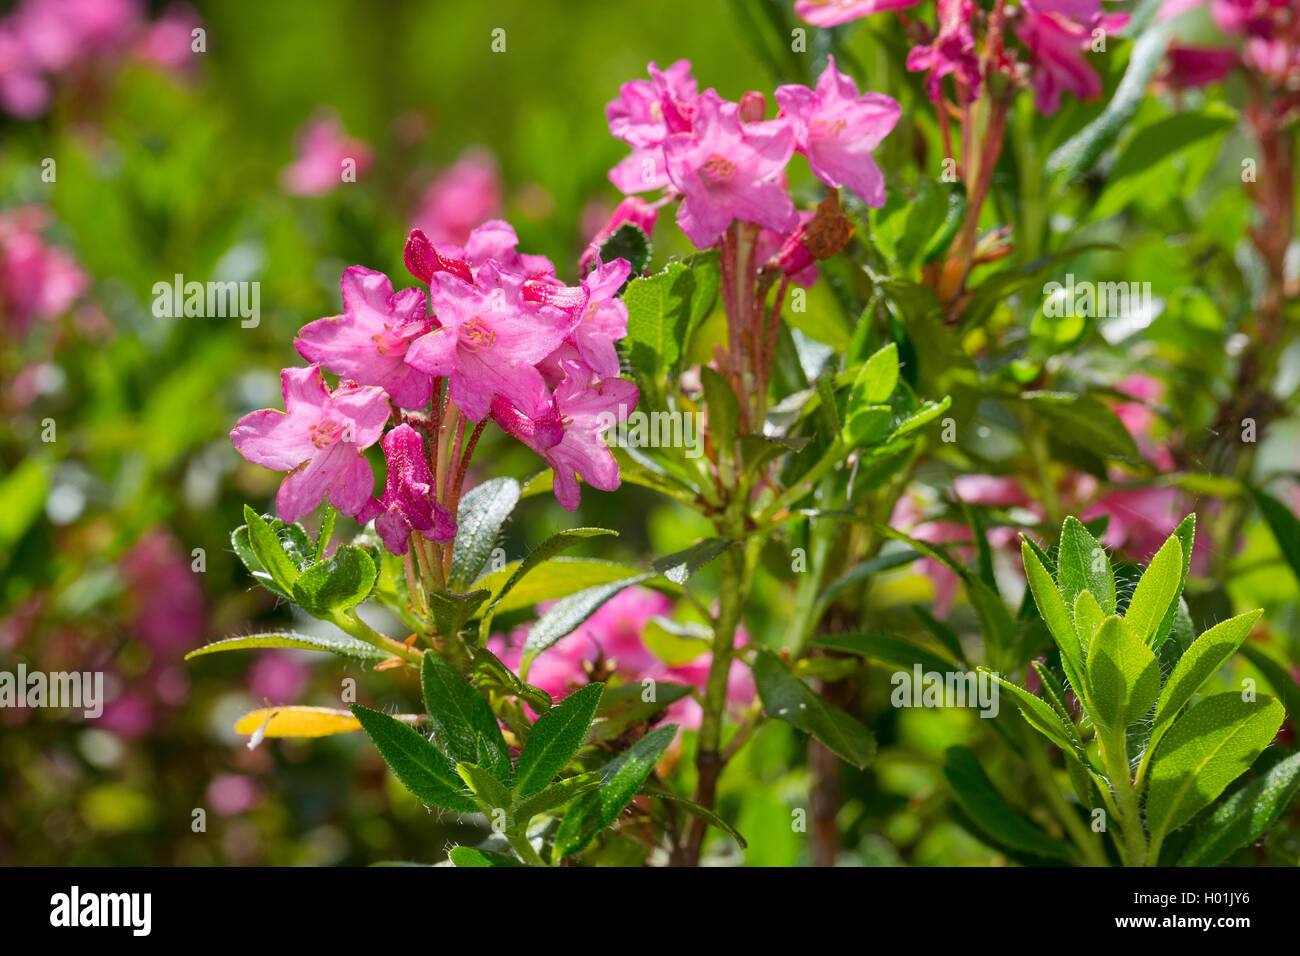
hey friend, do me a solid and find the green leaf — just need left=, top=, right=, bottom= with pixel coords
left=943, top=747, right=1073, bottom=860
left=597, top=222, right=652, bottom=278
left=1073, top=589, right=1104, bottom=654
left=1153, top=515, right=1196, bottom=649
left=639, top=789, right=747, bottom=849
left=1021, top=538, right=1085, bottom=698
left=1178, top=751, right=1300, bottom=867
left=314, top=505, right=337, bottom=562
left=700, top=367, right=739, bottom=454
left=1057, top=516, right=1116, bottom=613
left=513, top=683, right=604, bottom=797
left=811, top=633, right=955, bottom=674
left=1046, top=15, right=1174, bottom=183
left=471, top=647, right=553, bottom=713
left=985, top=670, right=1078, bottom=754
left=291, top=545, right=377, bottom=616
left=1239, top=644, right=1300, bottom=726
left=350, top=704, right=477, bottom=812
left=478, top=557, right=654, bottom=616
left=888, top=394, right=952, bottom=440
left=1124, top=533, right=1183, bottom=646
left=554, top=725, right=677, bottom=857
left=1086, top=616, right=1160, bottom=732
left=847, top=342, right=899, bottom=409
left=513, top=771, right=601, bottom=825
left=623, top=262, right=697, bottom=396
left=242, top=505, right=303, bottom=597
left=1091, top=109, right=1236, bottom=220
left=486, top=529, right=618, bottom=614
left=427, top=588, right=490, bottom=641
left=1017, top=392, right=1140, bottom=462
left=456, top=761, right=513, bottom=817
left=1153, top=610, right=1262, bottom=741
left=1146, top=693, right=1285, bottom=845
left=448, top=846, right=523, bottom=867
left=653, top=538, right=733, bottom=585
left=1248, top=485, right=1300, bottom=585
left=753, top=648, right=875, bottom=769
left=587, top=682, right=693, bottom=743
left=448, top=477, right=520, bottom=592
left=185, top=631, right=388, bottom=662
left=421, top=653, right=511, bottom=782
left=521, top=574, right=654, bottom=671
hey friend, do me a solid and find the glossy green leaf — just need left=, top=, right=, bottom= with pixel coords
left=587, top=682, right=692, bottom=743
left=513, top=683, right=604, bottom=797
left=700, top=367, right=739, bottom=454
left=421, top=653, right=511, bottom=782
left=653, top=538, right=733, bottom=585
left=1152, top=609, right=1262, bottom=740
left=448, top=477, right=519, bottom=591
left=291, top=545, right=377, bottom=616
left=185, top=631, right=387, bottom=662
left=753, top=648, right=875, bottom=769
left=521, top=574, right=654, bottom=671
left=1239, top=644, right=1300, bottom=726
left=350, top=704, right=477, bottom=813
left=1248, top=486, right=1300, bottom=585
left=1057, top=516, right=1116, bottom=613
left=1179, top=751, right=1300, bottom=866
left=448, top=846, right=523, bottom=867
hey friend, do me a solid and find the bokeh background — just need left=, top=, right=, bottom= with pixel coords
left=2, top=0, right=1298, bottom=866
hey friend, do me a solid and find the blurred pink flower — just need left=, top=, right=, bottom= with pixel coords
left=906, top=0, right=983, bottom=104
left=412, top=148, right=503, bottom=246
left=99, top=690, right=155, bottom=738
left=120, top=529, right=206, bottom=655
left=1018, top=8, right=1130, bottom=114
left=281, top=114, right=373, bottom=196
left=794, top=0, right=921, bottom=27
left=207, top=773, right=261, bottom=816
left=0, top=207, right=87, bottom=335
left=247, top=652, right=309, bottom=704
left=133, top=3, right=201, bottom=72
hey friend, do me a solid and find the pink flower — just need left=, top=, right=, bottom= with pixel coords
left=133, top=3, right=201, bottom=72
left=295, top=266, right=433, bottom=410
left=756, top=211, right=820, bottom=287
left=412, top=148, right=503, bottom=246
left=521, top=349, right=637, bottom=511
left=207, top=774, right=261, bottom=816
left=568, top=255, right=632, bottom=379
left=607, top=60, right=699, bottom=195
left=281, top=114, right=373, bottom=196
left=906, top=0, right=983, bottom=104
left=776, top=55, right=900, bottom=207
left=0, top=28, right=50, bottom=117
left=11, top=0, right=140, bottom=72
left=0, top=207, right=87, bottom=334
left=795, top=0, right=922, bottom=27
left=248, top=651, right=308, bottom=703
left=580, top=196, right=659, bottom=273
left=358, top=424, right=456, bottom=555
left=404, top=262, right=575, bottom=422
left=230, top=365, right=390, bottom=523
left=120, top=529, right=206, bottom=655
left=1018, top=9, right=1130, bottom=114
left=1163, top=45, right=1240, bottom=87
left=664, top=91, right=798, bottom=248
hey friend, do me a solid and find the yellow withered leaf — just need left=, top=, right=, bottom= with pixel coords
left=234, top=706, right=362, bottom=739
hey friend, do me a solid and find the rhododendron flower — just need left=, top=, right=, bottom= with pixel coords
left=906, top=0, right=982, bottom=104
left=663, top=91, right=797, bottom=248
left=10, top=0, right=139, bottom=72
left=281, top=114, right=373, bottom=196
left=756, top=211, right=819, bottom=287
left=412, top=148, right=503, bottom=246
left=295, top=266, right=433, bottom=410
left=0, top=207, right=87, bottom=334
left=357, top=424, right=455, bottom=554
left=1163, top=45, right=1239, bottom=87
left=794, top=0, right=921, bottom=27
left=775, top=56, right=900, bottom=207
left=521, top=351, right=638, bottom=510
left=568, top=255, right=632, bottom=379
left=121, top=529, right=206, bottom=654
left=404, top=262, right=575, bottom=422
left=580, top=196, right=659, bottom=272
left=0, top=29, right=49, bottom=117
left=134, top=3, right=202, bottom=72
left=1018, top=8, right=1130, bottom=114
left=607, top=60, right=699, bottom=195
left=230, top=365, right=390, bottom=523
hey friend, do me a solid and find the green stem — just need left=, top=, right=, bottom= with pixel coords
left=1023, top=743, right=1108, bottom=867
left=1098, top=729, right=1147, bottom=867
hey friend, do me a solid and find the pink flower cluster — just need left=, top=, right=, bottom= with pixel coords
left=796, top=0, right=1131, bottom=116
left=281, top=113, right=375, bottom=197
left=231, top=221, right=638, bottom=548
left=601, top=57, right=899, bottom=275
left=0, top=0, right=200, bottom=118
left=0, top=206, right=87, bottom=336
left=488, top=587, right=754, bottom=732
left=1162, top=0, right=1300, bottom=90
